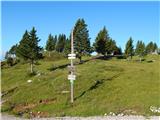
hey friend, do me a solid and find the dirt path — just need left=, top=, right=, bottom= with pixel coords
left=1, top=114, right=159, bottom=120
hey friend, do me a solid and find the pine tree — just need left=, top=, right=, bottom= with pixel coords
left=45, top=34, right=56, bottom=57
left=73, top=18, right=91, bottom=62
left=16, top=27, right=42, bottom=73
left=124, top=37, right=134, bottom=60
left=56, top=34, right=66, bottom=53
left=135, top=40, right=145, bottom=62
left=64, top=37, right=71, bottom=56
left=94, top=26, right=109, bottom=56
left=153, top=43, right=158, bottom=53
left=5, top=51, right=10, bottom=60
left=9, top=44, right=18, bottom=58
left=114, top=47, right=122, bottom=55
left=145, top=42, right=154, bottom=54
left=106, top=38, right=117, bottom=55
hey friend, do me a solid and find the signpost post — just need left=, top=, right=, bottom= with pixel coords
left=68, top=29, right=76, bottom=103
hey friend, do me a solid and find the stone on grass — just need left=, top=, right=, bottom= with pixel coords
left=27, top=80, right=32, bottom=83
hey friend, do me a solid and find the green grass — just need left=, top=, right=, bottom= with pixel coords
left=1, top=55, right=160, bottom=117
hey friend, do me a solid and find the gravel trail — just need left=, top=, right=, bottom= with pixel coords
left=1, top=114, right=160, bottom=120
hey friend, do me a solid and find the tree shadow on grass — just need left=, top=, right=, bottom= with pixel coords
left=47, top=58, right=93, bottom=71
left=74, top=72, right=122, bottom=101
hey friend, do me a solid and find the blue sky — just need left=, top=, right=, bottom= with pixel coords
left=1, top=1, right=159, bottom=59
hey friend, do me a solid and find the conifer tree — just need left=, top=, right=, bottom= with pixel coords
left=73, top=18, right=91, bottom=62
left=64, top=37, right=71, bottom=56
left=5, top=51, right=10, bottom=60
left=16, top=27, right=42, bottom=73
left=94, top=26, right=109, bottom=56
left=45, top=34, right=56, bottom=57
left=9, top=44, right=18, bottom=58
left=124, top=37, right=134, bottom=60
left=106, top=38, right=117, bottom=55
left=56, top=34, right=66, bottom=53
left=135, top=40, right=145, bottom=62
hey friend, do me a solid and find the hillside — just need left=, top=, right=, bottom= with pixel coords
left=1, top=54, right=160, bottom=118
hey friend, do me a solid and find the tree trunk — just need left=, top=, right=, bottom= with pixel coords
left=49, top=51, right=51, bottom=57
left=30, top=61, right=33, bottom=73
left=79, top=56, right=82, bottom=63
left=140, top=57, right=142, bottom=62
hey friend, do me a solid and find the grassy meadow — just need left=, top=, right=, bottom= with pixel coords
left=1, top=54, right=160, bottom=117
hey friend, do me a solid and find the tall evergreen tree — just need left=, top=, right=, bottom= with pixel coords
left=135, top=40, right=145, bottom=62
left=153, top=43, right=158, bottom=52
left=9, top=44, right=18, bottom=57
left=73, top=18, right=91, bottom=62
left=16, top=27, right=42, bottom=73
left=124, top=37, right=134, bottom=60
left=114, top=47, right=122, bottom=55
left=106, top=38, right=117, bottom=55
left=56, top=34, right=66, bottom=53
left=145, top=42, right=154, bottom=54
left=45, top=34, right=56, bottom=57
left=5, top=51, right=10, bottom=60
left=64, top=36, right=71, bottom=56
left=94, top=26, right=110, bottom=56
left=145, top=42, right=158, bottom=54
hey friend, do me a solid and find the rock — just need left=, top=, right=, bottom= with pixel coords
left=150, top=106, right=160, bottom=113
left=61, top=91, right=70, bottom=94
left=118, top=113, right=124, bottom=116
left=109, top=112, right=116, bottom=116
left=27, top=80, right=32, bottom=83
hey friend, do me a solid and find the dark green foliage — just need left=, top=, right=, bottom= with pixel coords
left=16, top=27, right=42, bottom=73
left=124, top=37, right=134, bottom=59
left=9, top=44, right=18, bottom=57
left=106, top=38, right=118, bottom=55
left=94, top=26, right=109, bottom=56
left=73, top=18, right=91, bottom=61
left=145, top=42, right=158, bottom=54
left=5, top=51, right=10, bottom=60
left=45, top=34, right=56, bottom=51
left=114, top=47, right=122, bottom=55
left=135, top=40, right=145, bottom=61
left=45, top=34, right=56, bottom=57
left=64, top=37, right=71, bottom=56
left=56, top=34, right=66, bottom=53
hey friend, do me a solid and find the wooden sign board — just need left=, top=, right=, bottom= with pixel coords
left=68, top=54, right=76, bottom=57
left=68, top=56, right=76, bottom=59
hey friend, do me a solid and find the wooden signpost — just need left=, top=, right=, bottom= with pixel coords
left=68, top=29, right=76, bottom=103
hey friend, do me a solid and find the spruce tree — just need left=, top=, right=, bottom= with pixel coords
left=5, top=51, right=10, bottom=60
left=73, top=18, right=91, bottom=62
left=56, top=34, right=66, bottom=53
left=153, top=43, right=158, bottom=53
left=135, top=40, right=145, bottom=62
left=106, top=38, right=117, bottom=55
left=64, top=37, right=71, bottom=56
left=124, top=37, right=134, bottom=60
left=9, top=44, right=18, bottom=58
left=94, top=26, right=109, bottom=56
left=45, top=34, right=55, bottom=57
left=16, top=27, right=42, bottom=73
left=145, top=42, right=154, bottom=54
